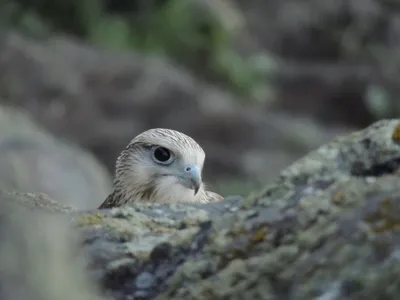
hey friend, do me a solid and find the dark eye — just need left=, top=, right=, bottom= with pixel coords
left=152, top=146, right=173, bottom=164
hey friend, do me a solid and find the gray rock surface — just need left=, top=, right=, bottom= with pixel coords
left=232, top=0, right=400, bottom=127
left=3, top=118, right=400, bottom=299
left=0, top=105, right=111, bottom=209
left=0, top=196, right=106, bottom=300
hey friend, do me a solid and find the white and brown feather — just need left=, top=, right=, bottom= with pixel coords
left=99, top=128, right=223, bottom=208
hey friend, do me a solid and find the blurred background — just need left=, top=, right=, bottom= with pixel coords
left=0, top=0, right=397, bottom=209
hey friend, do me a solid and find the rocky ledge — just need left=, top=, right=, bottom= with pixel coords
left=2, top=119, right=400, bottom=300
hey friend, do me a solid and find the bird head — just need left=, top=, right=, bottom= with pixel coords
left=114, top=128, right=207, bottom=203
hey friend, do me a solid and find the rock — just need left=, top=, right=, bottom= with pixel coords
left=0, top=32, right=347, bottom=192
left=87, top=119, right=400, bottom=299
left=232, top=0, right=400, bottom=128
left=0, top=195, right=105, bottom=300
left=0, top=105, right=111, bottom=209
left=4, top=119, right=400, bottom=299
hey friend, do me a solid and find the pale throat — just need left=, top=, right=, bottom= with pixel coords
left=152, top=175, right=203, bottom=203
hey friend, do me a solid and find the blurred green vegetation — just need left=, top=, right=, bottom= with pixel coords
left=0, top=0, right=274, bottom=99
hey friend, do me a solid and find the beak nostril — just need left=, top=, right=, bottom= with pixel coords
left=181, top=165, right=201, bottom=195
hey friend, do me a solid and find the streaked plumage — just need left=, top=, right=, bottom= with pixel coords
left=99, top=128, right=223, bottom=208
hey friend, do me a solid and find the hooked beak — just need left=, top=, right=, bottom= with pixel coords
left=179, top=165, right=201, bottom=195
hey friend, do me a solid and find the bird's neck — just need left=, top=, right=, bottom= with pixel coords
left=113, top=171, right=208, bottom=204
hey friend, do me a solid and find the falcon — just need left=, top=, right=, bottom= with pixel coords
left=99, top=128, right=223, bottom=208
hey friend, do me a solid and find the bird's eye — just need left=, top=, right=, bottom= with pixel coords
left=152, top=146, right=173, bottom=164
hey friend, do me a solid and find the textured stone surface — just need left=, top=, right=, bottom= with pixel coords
left=3, top=119, right=400, bottom=299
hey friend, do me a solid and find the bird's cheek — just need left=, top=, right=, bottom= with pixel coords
left=156, top=176, right=196, bottom=202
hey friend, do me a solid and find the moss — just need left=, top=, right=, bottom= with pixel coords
left=391, top=123, right=400, bottom=144
left=331, top=191, right=345, bottom=205
left=75, top=212, right=105, bottom=227
left=249, top=227, right=268, bottom=245
left=363, top=197, right=400, bottom=233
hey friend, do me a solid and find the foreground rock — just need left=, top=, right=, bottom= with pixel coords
left=3, top=119, right=400, bottom=299
left=0, top=105, right=111, bottom=209
left=0, top=196, right=105, bottom=300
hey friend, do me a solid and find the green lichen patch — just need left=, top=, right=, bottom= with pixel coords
left=75, top=213, right=105, bottom=227
left=391, top=123, right=400, bottom=144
